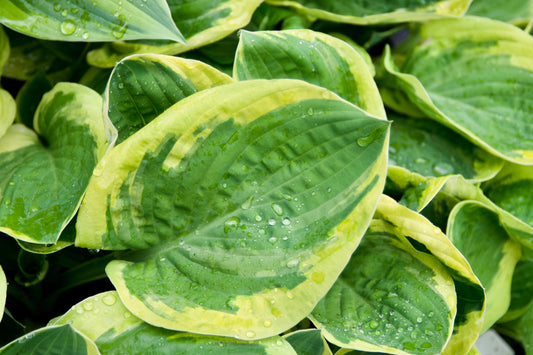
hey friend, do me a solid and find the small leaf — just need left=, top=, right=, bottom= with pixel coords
left=448, top=201, right=522, bottom=331
left=264, top=0, right=470, bottom=25
left=87, top=0, right=263, bottom=68
left=0, top=0, right=184, bottom=43
left=283, top=329, right=332, bottom=355
left=77, top=79, right=389, bottom=339
left=234, top=29, right=385, bottom=117
left=106, top=54, right=233, bottom=144
left=0, top=324, right=100, bottom=355
left=0, top=83, right=115, bottom=244
left=51, top=291, right=298, bottom=355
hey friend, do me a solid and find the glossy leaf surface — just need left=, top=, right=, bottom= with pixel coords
left=106, top=54, right=233, bottom=144
left=0, top=0, right=184, bottom=43
left=234, top=29, right=385, bottom=117
left=52, top=291, right=297, bottom=355
left=87, top=0, right=263, bottom=68
left=379, top=17, right=533, bottom=164
left=76, top=79, right=389, bottom=339
left=0, top=83, right=114, bottom=244
left=283, top=329, right=332, bottom=355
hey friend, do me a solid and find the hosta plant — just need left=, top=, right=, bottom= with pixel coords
left=0, top=1, right=532, bottom=354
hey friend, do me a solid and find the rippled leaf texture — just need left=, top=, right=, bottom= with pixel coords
left=283, top=329, right=332, bottom=355
left=106, top=54, right=233, bottom=144
left=0, top=324, right=100, bottom=355
left=265, top=0, right=470, bottom=25
left=0, top=0, right=184, bottom=43
left=234, top=29, right=385, bottom=117
left=0, top=266, right=5, bottom=323
left=311, top=207, right=456, bottom=354
left=76, top=79, right=389, bottom=339
left=388, top=112, right=503, bottom=182
left=51, top=291, right=297, bottom=355
left=448, top=201, right=521, bottom=331
left=379, top=17, right=533, bottom=164
left=0, top=83, right=114, bottom=244
left=87, top=0, right=263, bottom=68
left=373, top=196, right=485, bottom=355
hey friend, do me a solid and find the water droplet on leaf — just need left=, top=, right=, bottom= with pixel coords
left=60, top=20, right=76, bottom=35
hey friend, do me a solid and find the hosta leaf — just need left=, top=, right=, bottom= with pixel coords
left=0, top=26, right=8, bottom=74
left=466, top=0, right=533, bottom=25
left=51, top=291, right=297, bottom=355
left=0, top=0, right=184, bottom=43
left=310, top=218, right=457, bottom=354
left=76, top=79, right=389, bottom=338
left=15, top=74, right=53, bottom=128
left=0, top=83, right=114, bottom=244
left=283, top=329, right=332, bottom=355
left=264, top=0, right=470, bottom=25
left=373, top=196, right=485, bottom=355
left=500, top=259, right=533, bottom=322
left=0, top=324, right=100, bottom=355
left=0, top=89, right=15, bottom=138
left=388, top=111, right=503, bottom=182
left=482, top=163, right=533, bottom=229
left=378, top=17, right=533, bottom=164
left=106, top=54, right=233, bottom=144
left=498, top=301, right=533, bottom=355
left=234, top=29, right=385, bottom=117
left=0, top=265, right=5, bottom=323
left=448, top=201, right=522, bottom=331
left=87, top=0, right=263, bottom=68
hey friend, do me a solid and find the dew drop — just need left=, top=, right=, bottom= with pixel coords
left=117, top=82, right=124, bottom=89
left=416, top=316, right=423, bottom=323
left=4, top=199, right=10, bottom=205
left=123, top=312, right=131, bottom=318
left=61, top=9, right=68, bottom=16
left=268, top=219, right=276, bottom=226
left=282, top=218, right=291, bottom=226
left=246, top=331, right=256, bottom=338
left=8, top=181, right=14, bottom=186
left=102, top=294, right=116, bottom=306
left=53, top=3, right=61, bottom=11
left=433, top=162, right=454, bottom=175
left=241, top=196, right=253, bottom=210
left=286, top=291, right=295, bottom=299
left=224, top=216, right=240, bottom=232
left=268, top=237, right=277, bottom=243
left=369, top=320, right=379, bottom=329
left=60, top=20, right=76, bottom=35
left=287, top=259, right=299, bottom=268
left=415, top=157, right=428, bottom=164
left=83, top=302, right=94, bottom=311
left=263, top=320, right=272, bottom=327
left=271, top=203, right=283, bottom=216
left=255, top=215, right=262, bottom=222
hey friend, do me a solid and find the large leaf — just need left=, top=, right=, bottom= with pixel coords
left=0, top=0, right=184, bottom=43
left=500, top=259, right=533, bottom=322
left=373, top=196, right=485, bottom=355
left=51, top=291, right=297, bottom=355
left=0, top=265, right=5, bottom=323
left=448, top=201, right=522, bottom=331
left=0, top=324, right=100, bottom=355
left=76, top=79, right=389, bottom=339
left=388, top=111, right=503, bottom=182
left=264, top=0, right=470, bottom=25
left=106, top=54, right=233, bottom=144
left=234, top=29, right=385, bottom=117
left=0, top=83, right=115, bottom=244
left=378, top=17, right=533, bottom=164
left=87, top=0, right=263, bottom=68
left=310, top=217, right=457, bottom=354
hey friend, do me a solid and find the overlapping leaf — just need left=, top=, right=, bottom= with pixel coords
left=0, top=83, right=114, bottom=244
left=498, top=301, right=533, bottom=355
left=87, top=0, right=263, bottom=68
left=234, top=29, right=385, bottom=117
left=264, top=0, right=470, bottom=25
left=0, top=0, right=184, bottom=43
left=500, top=259, right=533, bottom=322
left=467, top=0, right=533, bottom=24
left=0, top=324, right=100, bottom=355
left=51, top=291, right=297, bottom=354
left=76, top=79, right=389, bottom=338
left=378, top=16, right=533, bottom=164
left=372, top=196, right=485, bottom=355
left=283, top=329, right=332, bottom=355
left=106, top=54, right=233, bottom=144
left=448, top=201, right=522, bottom=331
left=388, top=112, right=503, bottom=182
left=310, top=217, right=457, bottom=354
